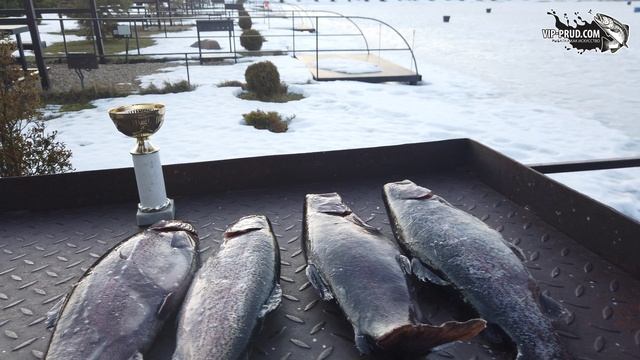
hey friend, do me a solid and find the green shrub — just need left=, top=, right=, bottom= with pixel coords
left=244, top=61, right=282, bottom=98
left=238, top=10, right=252, bottom=30
left=217, top=80, right=245, bottom=88
left=139, top=80, right=195, bottom=95
left=240, top=29, right=264, bottom=51
left=243, top=110, right=293, bottom=133
left=237, top=90, right=304, bottom=103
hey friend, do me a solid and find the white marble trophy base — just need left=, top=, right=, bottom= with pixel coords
left=131, top=150, right=174, bottom=226
left=136, top=198, right=175, bottom=226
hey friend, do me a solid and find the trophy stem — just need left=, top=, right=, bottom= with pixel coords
left=131, top=150, right=175, bottom=226
left=133, top=136, right=158, bottom=155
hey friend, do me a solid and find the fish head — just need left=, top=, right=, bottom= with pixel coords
left=383, top=180, right=433, bottom=201
left=223, top=215, right=270, bottom=242
left=594, top=13, right=629, bottom=48
left=305, top=193, right=352, bottom=216
left=149, top=220, right=199, bottom=250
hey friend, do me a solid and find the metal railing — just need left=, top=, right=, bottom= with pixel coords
left=1, top=8, right=421, bottom=81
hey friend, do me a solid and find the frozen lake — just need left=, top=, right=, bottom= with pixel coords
left=39, top=1, right=640, bottom=220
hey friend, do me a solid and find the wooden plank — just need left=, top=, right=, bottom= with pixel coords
left=296, top=53, right=418, bottom=81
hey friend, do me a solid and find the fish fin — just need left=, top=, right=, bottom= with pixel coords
left=127, top=352, right=144, bottom=360
left=354, top=328, right=373, bottom=354
left=157, top=292, right=175, bottom=320
left=482, top=323, right=508, bottom=345
left=149, top=220, right=198, bottom=238
left=539, top=292, right=570, bottom=322
left=503, top=239, right=526, bottom=262
left=377, top=319, right=486, bottom=354
left=45, top=296, right=68, bottom=329
left=397, top=255, right=411, bottom=275
left=305, top=264, right=333, bottom=300
left=346, top=213, right=379, bottom=233
left=259, top=283, right=282, bottom=318
left=411, top=258, right=450, bottom=286
left=432, top=195, right=453, bottom=207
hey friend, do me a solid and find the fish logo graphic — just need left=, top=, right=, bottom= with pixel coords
left=542, top=10, right=630, bottom=54
left=593, top=13, right=630, bottom=53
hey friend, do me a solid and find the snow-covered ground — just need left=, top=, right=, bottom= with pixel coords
left=35, top=1, right=640, bottom=221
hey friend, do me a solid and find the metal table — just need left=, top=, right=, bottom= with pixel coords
left=0, top=24, right=29, bottom=71
left=1, top=139, right=639, bottom=359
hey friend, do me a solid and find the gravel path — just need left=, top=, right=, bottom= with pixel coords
left=47, top=62, right=174, bottom=92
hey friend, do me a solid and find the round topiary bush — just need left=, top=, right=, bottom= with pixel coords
left=240, top=29, right=264, bottom=51
left=238, top=10, right=252, bottom=30
left=245, top=61, right=282, bottom=98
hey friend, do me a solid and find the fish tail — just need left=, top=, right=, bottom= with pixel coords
left=377, top=319, right=486, bottom=354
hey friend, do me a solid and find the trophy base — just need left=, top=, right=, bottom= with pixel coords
left=136, top=199, right=175, bottom=226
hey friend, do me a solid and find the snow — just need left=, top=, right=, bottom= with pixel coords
left=9, top=13, right=83, bottom=57
left=38, top=1, right=640, bottom=221
left=316, top=58, right=381, bottom=74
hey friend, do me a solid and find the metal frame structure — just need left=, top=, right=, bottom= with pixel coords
left=1, top=9, right=422, bottom=85
left=195, top=18, right=236, bottom=64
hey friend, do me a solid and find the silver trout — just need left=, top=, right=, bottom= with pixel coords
left=303, top=193, right=486, bottom=356
left=172, top=215, right=282, bottom=360
left=383, top=180, right=571, bottom=360
left=45, top=220, right=199, bottom=360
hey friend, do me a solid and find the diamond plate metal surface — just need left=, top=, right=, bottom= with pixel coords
left=1, top=170, right=639, bottom=360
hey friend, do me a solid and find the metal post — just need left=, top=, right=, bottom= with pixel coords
left=88, top=0, right=105, bottom=63
left=23, top=0, right=49, bottom=89
left=15, top=33, right=27, bottom=71
left=155, top=0, right=162, bottom=29
left=197, top=26, right=202, bottom=64
left=292, top=11, right=295, bottom=57
left=59, top=13, right=68, bottom=57
left=185, top=53, right=190, bottom=86
left=125, top=37, right=129, bottom=62
left=315, top=16, right=319, bottom=80
left=134, top=20, right=140, bottom=55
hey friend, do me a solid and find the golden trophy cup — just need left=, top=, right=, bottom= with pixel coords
left=108, top=103, right=175, bottom=226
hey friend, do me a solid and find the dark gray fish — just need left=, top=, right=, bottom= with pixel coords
left=383, top=180, right=571, bottom=360
left=303, top=193, right=486, bottom=356
left=45, top=220, right=199, bottom=360
left=172, top=215, right=282, bottom=360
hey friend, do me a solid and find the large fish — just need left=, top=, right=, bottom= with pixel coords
left=383, top=180, right=571, bottom=360
left=45, top=220, right=199, bottom=360
left=172, top=215, right=282, bottom=360
left=302, top=193, right=486, bottom=356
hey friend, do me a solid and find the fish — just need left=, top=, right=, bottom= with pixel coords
left=45, top=220, right=199, bottom=360
left=593, top=13, right=629, bottom=53
left=172, top=215, right=282, bottom=360
left=383, top=180, right=571, bottom=360
left=302, top=193, right=486, bottom=356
